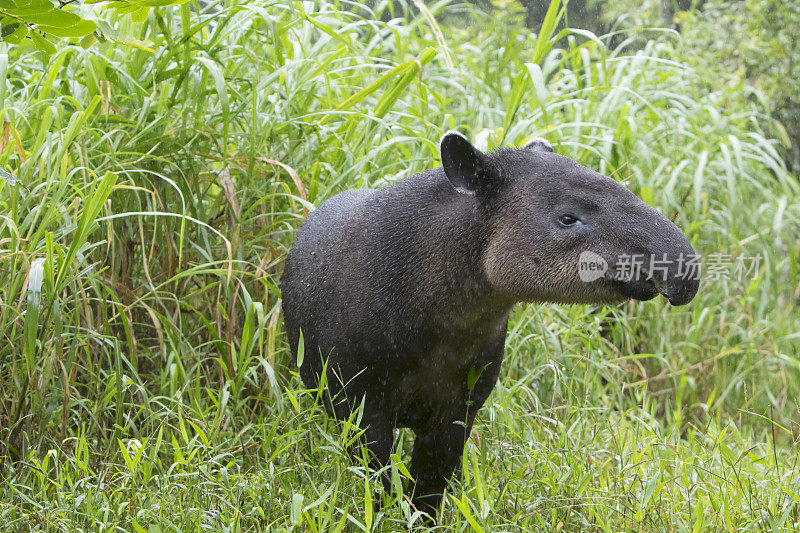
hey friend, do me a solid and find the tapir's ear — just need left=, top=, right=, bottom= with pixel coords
left=440, top=130, right=499, bottom=196
left=523, top=137, right=554, bottom=153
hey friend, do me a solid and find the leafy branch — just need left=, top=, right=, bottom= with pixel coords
left=0, top=0, right=189, bottom=58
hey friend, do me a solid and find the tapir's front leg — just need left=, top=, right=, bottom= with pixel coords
left=408, top=344, right=504, bottom=519
left=345, top=408, right=394, bottom=498
left=408, top=413, right=477, bottom=518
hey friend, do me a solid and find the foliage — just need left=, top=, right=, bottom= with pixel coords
left=676, top=0, right=800, bottom=171
left=0, top=0, right=188, bottom=58
left=0, top=0, right=798, bottom=530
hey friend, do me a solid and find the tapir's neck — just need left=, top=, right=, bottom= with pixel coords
left=398, top=174, right=515, bottom=331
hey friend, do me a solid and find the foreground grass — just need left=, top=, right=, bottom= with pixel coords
left=4, top=372, right=799, bottom=531
left=0, top=0, right=798, bottom=530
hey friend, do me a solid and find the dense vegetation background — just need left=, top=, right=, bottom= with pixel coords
left=1, top=0, right=799, bottom=530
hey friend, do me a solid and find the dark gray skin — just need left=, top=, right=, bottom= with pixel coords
left=281, top=132, right=699, bottom=519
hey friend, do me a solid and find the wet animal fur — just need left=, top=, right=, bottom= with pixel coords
left=280, top=132, right=699, bottom=519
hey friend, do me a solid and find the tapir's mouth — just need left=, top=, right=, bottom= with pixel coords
left=610, top=275, right=660, bottom=303
left=605, top=268, right=697, bottom=306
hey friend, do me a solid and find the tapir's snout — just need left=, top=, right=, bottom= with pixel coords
left=604, top=206, right=700, bottom=307
left=606, top=249, right=700, bottom=306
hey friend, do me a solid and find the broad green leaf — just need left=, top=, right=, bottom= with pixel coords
left=130, top=6, right=150, bottom=22
left=79, top=32, right=96, bottom=49
left=525, top=62, right=549, bottom=110
left=29, top=31, right=55, bottom=58
left=38, top=19, right=97, bottom=38
left=642, top=471, right=660, bottom=508
left=106, top=3, right=140, bottom=15
left=18, top=9, right=81, bottom=27
left=467, top=363, right=490, bottom=392
left=374, top=69, right=415, bottom=118
left=136, top=0, right=190, bottom=6
left=89, top=0, right=188, bottom=5
left=8, top=0, right=52, bottom=17
left=1, top=19, right=28, bottom=44
left=96, top=19, right=155, bottom=50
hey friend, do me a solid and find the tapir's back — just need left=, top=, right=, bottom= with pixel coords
left=282, top=188, right=371, bottom=294
left=280, top=170, right=465, bottom=393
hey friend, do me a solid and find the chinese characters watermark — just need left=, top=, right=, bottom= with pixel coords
left=578, top=251, right=761, bottom=283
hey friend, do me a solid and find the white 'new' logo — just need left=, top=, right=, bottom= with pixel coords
left=578, top=251, right=608, bottom=282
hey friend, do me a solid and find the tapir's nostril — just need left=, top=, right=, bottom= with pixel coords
left=662, top=275, right=700, bottom=306
left=667, top=293, right=687, bottom=306
left=665, top=289, right=695, bottom=306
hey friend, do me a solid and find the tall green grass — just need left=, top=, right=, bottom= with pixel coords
left=0, top=0, right=798, bottom=530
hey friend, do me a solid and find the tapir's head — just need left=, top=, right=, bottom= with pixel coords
left=440, top=131, right=700, bottom=306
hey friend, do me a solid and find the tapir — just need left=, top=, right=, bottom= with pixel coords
left=280, top=132, right=699, bottom=518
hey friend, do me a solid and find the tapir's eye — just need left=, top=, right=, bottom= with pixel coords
left=558, top=214, right=581, bottom=226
